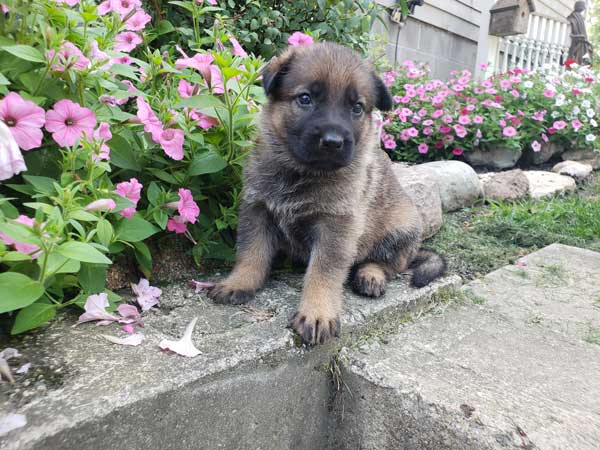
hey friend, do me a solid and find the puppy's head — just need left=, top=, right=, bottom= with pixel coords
left=261, top=43, right=392, bottom=171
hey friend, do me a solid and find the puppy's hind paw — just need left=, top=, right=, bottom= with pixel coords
left=207, top=283, right=254, bottom=305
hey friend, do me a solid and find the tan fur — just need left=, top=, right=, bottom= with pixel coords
left=208, top=43, right=443, bottom=344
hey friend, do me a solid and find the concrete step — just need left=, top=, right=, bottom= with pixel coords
left=0, top=270, right=460, bottom=450
left=333, top=244, right=600, bottom=450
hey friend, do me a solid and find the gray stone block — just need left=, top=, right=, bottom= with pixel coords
left=0, top=273, right=460, bottom=450
left=334, top=244, right=600, bottom=450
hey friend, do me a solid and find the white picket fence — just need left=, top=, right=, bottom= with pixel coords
left=494, top=14, right=569, bottom=74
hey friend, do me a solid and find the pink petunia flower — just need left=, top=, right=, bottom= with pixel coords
left=198, top=0, right=217, bottom=4
left=453, top=124, right=467, bottom=138
left=136, top=97, right=163, bottom=142
left=190, top=111, right=219, bottom=130
left=473, top=116, right=484, bottom=124
left=531, top=140, right=541, bottom=152
left=125, top=10, right=152, bottom=31
left=89, top=41, right=112, bottom=70
left=0, top=121, right=27, bottom=181
left=90, top=122, right=112, bottom=161
left=159, top=128, right=184, bottom=160
left=553, top=120, right=566, bottom=130
left=114, top=178, right=143, bottom=218
left=458, top=115, right=471, bottom=125
left=541, top=133, right=549, bottom=143
left=114, top=32, right=142, bottom=52
left=97, top=0, right=112, bottom=14
left=417, top=143, right=429, bottom=154
left=77, top=293, right=119, bottom=325
left=452, top=148, right=463, bottom=156
left=229, top=36, right=248, bottom=57
left=131, top=278, right=162, bottom=311
left=543, top=89, right=555, bottom=98
left=177, top=188, right=200, bottom=224
left=109, top=0, right=141, bottom=18
left=84, top=198, right=116, bottom=212
left=532, top=110, right=546, bottom=121
left=503, top=126, right=517, bottom=137
left=572, top=119, right=583, bottom=131
left=47, top=42, right=89, bottom=72
left=0, top=92, right=45, bottom=151
left=178, top=79, right=196, bottom=98
left=45, top=100, right=96, bottom=147
left=167, top=216, right=187, bottom=234
left=175, top=47, right=214, bottom=76
left=288, top=32, right=314, bottom=46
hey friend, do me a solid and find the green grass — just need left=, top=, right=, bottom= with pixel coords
left=427, top=174, right=600, bottom=280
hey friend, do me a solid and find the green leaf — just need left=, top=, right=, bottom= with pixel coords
left=156, top=20, right=175, bottom=35
left=23, top=175, right=56, bottom=195
left=133, top=241, right=152, bottom=278
left=0, top=45, right=45, bottom=63
left=147, top=182, right=161, bottom=205
left=0, top=221, right=41, bottom=246
left=0, top=272, right=45, bottom=313
left=56, top=242, right=112, bottom=264
left=11, top=303, right=56, bottom=334
left=153, top=209, right=168, bottom=229
left=0, top=72, right=10, bottom=85
left=79, top=263, right=108, bottom=293
left=177, top=95, right=226, bottom=114
left=96, top=219, right=113, bottom=247
left=188, top=150, right=228, bottom=176
left=45, top=252, right=81, bottom=275
left=109, top=63, right=138, bottom=79
left=69, top=210, right=100, bottom=222
left=112, top=195, right=135, bottom=213
left=23, top=202, right=54, bottom=214
left=116, top=215, right=159, bottom=242
left=109, top=135, right=142, bottom=171
left=1, top=251, right=31, bottom=262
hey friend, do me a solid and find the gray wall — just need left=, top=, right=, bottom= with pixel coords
left=373, top=0, right=579, bottom=80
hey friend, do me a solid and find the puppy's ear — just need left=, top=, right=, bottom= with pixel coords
left=261, top=50, right=295, bottom=98
left=371, top=73, right=393, bottom=111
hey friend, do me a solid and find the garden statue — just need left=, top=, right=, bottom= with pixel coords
left=566, top=0, right=593, bottom=66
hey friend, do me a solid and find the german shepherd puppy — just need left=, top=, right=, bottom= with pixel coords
left=208, top=43, right=445, bottom=344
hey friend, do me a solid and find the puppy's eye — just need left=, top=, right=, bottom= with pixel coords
left=352, top=103, right=364, bottom=115
left=297, top=93, right=312, bottom=106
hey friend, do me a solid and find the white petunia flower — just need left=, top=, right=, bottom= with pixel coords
left=572, top=106, right=581, bottom=115
left=591, top=118, right=598, bottom=127
left=586, top=134, right=596, bottom=142
left=523, top=80, right=534, bottom=89
left=587, top=109, right=596, bottom=118
left=582, top=100, right=591, bottom=109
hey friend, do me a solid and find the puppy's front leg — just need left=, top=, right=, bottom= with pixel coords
left=208, top=203, right=278, bottom=305
left=289, top=217, right=357, bottom=345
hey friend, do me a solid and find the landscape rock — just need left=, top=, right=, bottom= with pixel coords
left=552, top=160, right=593, bottom=181
left=392, top=164, right=443, bottom=239
left=562, top=148, right=600, bottom=169
left=523, top=170, right=576, bottom=198
left=333, top=244, right=600, bottom=450
left=413, top=161, right=483, bottom=212
left=478, top=169, right=529, bottom=202
left=524, top=142, right=563, bottom=165
left=463, top=147, right=522, bottom=170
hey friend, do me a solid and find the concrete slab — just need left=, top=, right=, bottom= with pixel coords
left=0, top=271, right=460, bottom=450
left=335, top=244, right=600, bottom=450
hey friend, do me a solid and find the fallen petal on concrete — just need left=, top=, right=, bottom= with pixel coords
left=102, top=333, right=145, bottom=347
left=158, top=317, right=201, bottom=357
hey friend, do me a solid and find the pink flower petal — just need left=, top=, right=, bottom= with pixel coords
left=158, top=317, right=201, bottom=357
left=101, top=333, right=145, bottom=346
left=189, top=280, right=216, bottom=292
left=77, top=293, right=119, bottom=325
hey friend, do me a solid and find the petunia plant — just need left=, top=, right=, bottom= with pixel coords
left=0, top=0, right=265, bottom=334
left=380, top=60, right=600, bottom=161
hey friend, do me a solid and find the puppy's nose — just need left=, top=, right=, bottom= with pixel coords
left=320, top=132, right=344, bottom=150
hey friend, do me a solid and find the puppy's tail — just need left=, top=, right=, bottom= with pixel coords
left=410, top=249, right=446, bottom=288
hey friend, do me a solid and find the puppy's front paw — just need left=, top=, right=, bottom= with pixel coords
left=288, top=307, right=340, bottom=345
left=207, top=283, right=254, bottom=305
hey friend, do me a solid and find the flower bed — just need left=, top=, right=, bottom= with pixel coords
left=0, top=0, right=274, bottom=334
left=379, top=61, right=600, bottom=167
